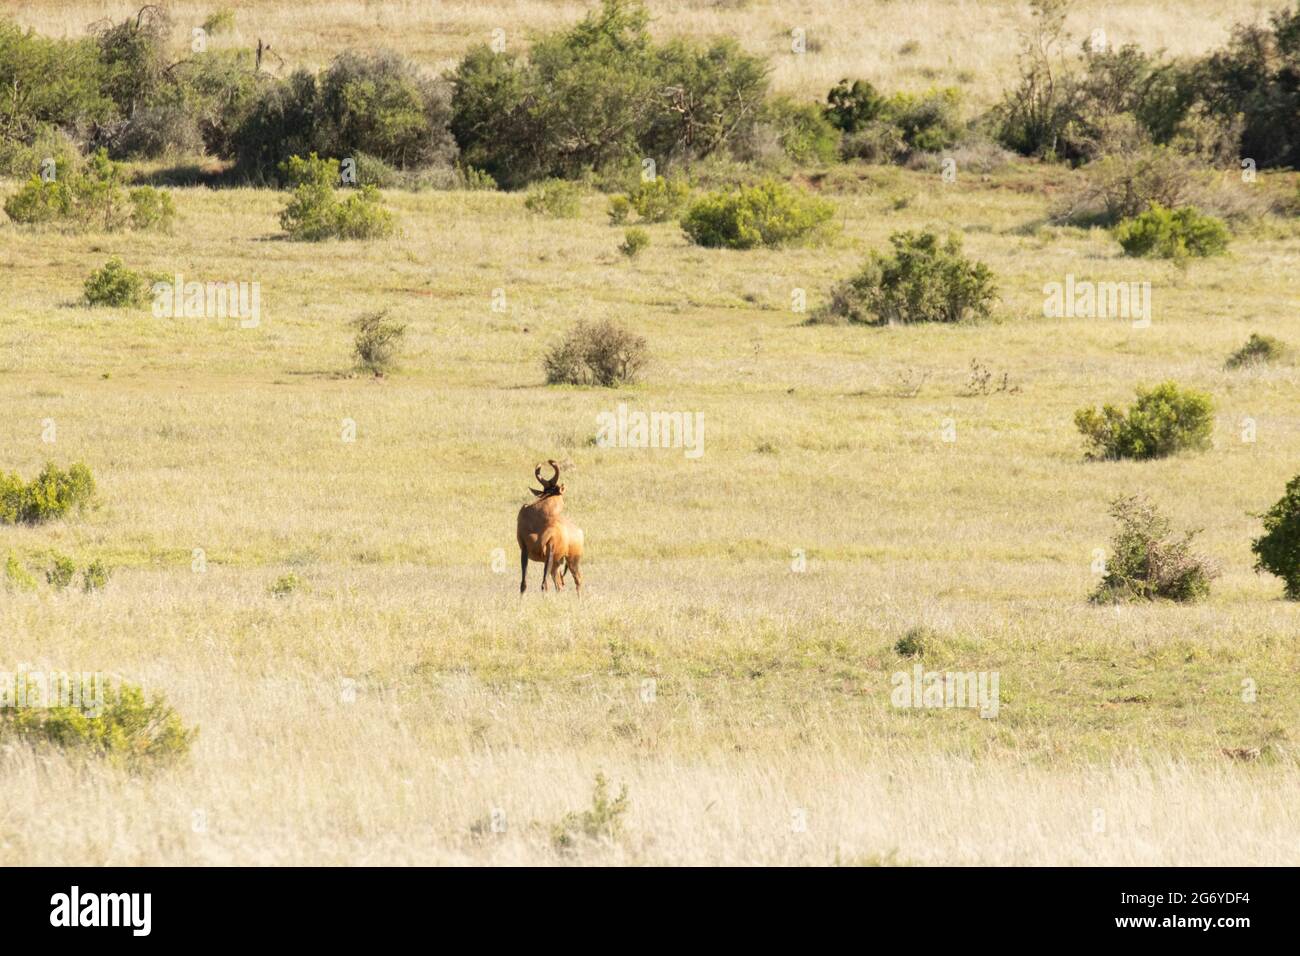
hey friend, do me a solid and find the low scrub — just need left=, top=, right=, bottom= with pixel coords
left=3, top=149, right=174, bottom=231
left=83, top=257, right=158, bottom=307
left=1252, top=475, right=1300, bottom=600
left=1226, top=333, right=1287, bottom=369
left=681, top=180, right=834, bottom=249
left=353, top=309, right=407, bottom=377
left=278, top=153, right=395, bottom=240
left=544, top=319, right=648, bottom=387
left=1091, top=495, right=1217, bottom=603
left=1115, top=202, right=1229, bottom=259
left=610, top=177, right=689, bottom=224
left=812, top=231, right=996, bottom=325
left=524, top=179, right=582, bottom=219
left=1, top=676, right=196, bottom=770
left=551, top=772, right=629, bottom=852
left=619, top=227, right=649, bottom=258
left=1075, top=381, right=1213, bottom=461
left=0, top=462, right=95, bottom=525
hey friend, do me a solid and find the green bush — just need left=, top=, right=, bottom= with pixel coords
left=0, top=19, right=113, bottom=141
left=1252, top=475, right=1300, bottom=599
left=0, top=462, right=96, bottom=525
left=449, top=0, right=767, bottom=187
left=825, top=78, right=885, bottom=133
left=82, top=559, right=110, bottom=592
left=1074, top=381, right=1214, bottom=461
left=1, top=676, right=197, bottom=770
left=812, top=231, right=996, bottom=325
left=46, top=553, right=76, bottom=590
left=607, top=194, right=632, bottom=224
left=83, top=257, right=154, bottom=307
left=229, top=49, right=456, bottom=179
left=551, top=772, right=629, bottom=851
left=269, top=573, right=303, bottom=597
left=1226, top=333, right=1287, bottom=369
left=3, top=149, right=173, bottom=232
left=1115, top=202, right=1229, bottom=259
left=544, top=319, right=648, bottom=387
left=625, top=176, right=689, bottom=222
left=353, top=309, right=407, bottom=376
left=278, top=153, right=396, bottom=240
left=524, top=179, right=583, bottom=218
left=4, top=553, right=37, bottom=592
left=681, top=180, right=834, bottom=249
left=764, top=96, right=841, bottom=164
left=619, top=227, right=650, bottom=258
left=884, top=87, right=963, bottom=152
left=1091, top=495, right=1217, bottom=603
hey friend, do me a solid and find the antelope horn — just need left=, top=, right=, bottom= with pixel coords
left=535, top=464, right=545, bottom=484
left=546, top=460, right=560, bottom=483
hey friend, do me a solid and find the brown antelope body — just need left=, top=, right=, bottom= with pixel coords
left=516, top=460, right=584, bottom=594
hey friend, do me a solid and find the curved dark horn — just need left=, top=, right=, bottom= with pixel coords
left=535, top=464, right=545, bottom=484
left=546, top=460, right=560, bottom=483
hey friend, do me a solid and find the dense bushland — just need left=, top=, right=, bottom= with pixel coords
left=449, top=0, right=768, bottom=188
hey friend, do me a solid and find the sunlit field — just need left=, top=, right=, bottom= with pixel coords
left=2, top=0, right=1299, bottom=866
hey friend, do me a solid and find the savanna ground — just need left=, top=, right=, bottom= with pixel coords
left=2, top=0, right=1299, bottom=865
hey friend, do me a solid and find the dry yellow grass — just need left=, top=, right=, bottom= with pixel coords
left=2, top=1, right=1300, bottom=866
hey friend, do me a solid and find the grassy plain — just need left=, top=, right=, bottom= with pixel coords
left=1, top=0, right=1299, bottom=865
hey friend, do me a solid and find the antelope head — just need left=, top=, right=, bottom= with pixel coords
left=530, top=460, right=565, bottom=498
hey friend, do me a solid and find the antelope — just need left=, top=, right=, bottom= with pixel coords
left=516, top=460, right=584, bottom=594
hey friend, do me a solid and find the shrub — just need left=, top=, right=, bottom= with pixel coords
left=353, top=309, right=407, bottom=376
left=3, top=149, right=173, bottom=232
left=4, top=553, right=37, bottom=592
left=1, top=676, right=197, bottom=770
left=449, top=0, right=767, bottom=187
left=1074, top=381, right=1214, bottom=460
left=840, top=121, right=908, bottom=163
left=607, top=195, right=632, bottom=224
left=1226, top=333, right=1287, bottom=369
left=229, top=49, right=456, bottom=179
left=278, top=154, right=395, bottom=240
left=813, top=231, right=996, bottom=325
left=764, top=96, right=841, bottom=164
left=0, top=462, right=96, bottom=525
left=1091, top=495, right=1217, bottom=603
left=1252, top=475, right=1300, bottom=599
left=619, top=227, right=649, bottom=258
left=681, top=180, right=834, bottom=249
left=203, top=9, right=236, bottom=35
left=825, top=78, right=886, bottom=133
left=885, top=87, right=963, bottom=152
left=46, top=553, right=75, bottom=590
left=1195, top=5, right=1300, bottom=170
left=0, top=21, right=112, bottom=141
left=551, top=772, right=629, bottom=851
left=83, top=257, right=153, bottom=307
left=1115, top=203, right=1229, bottom=259
left=1053, top=140, right=1205, bottom=226
left=314, top=50, right=457, bottom=169
left=894, top=627, right=929, bottom=657
left=269, top=573, right=303, bottom=597
left=524, top=179, right=583, bottom=218
left=82, top=559, right=110, bottom=592
left=544, top=319, right=648, bottom=387
left=625, top=176, right=689, bottom=222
